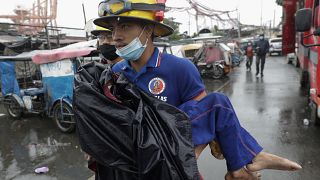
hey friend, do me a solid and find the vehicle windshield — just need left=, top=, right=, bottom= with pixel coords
left=270, top=39, right=282, bottom=43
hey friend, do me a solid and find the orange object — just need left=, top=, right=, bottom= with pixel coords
left=155, top=0, right=166, bottom=21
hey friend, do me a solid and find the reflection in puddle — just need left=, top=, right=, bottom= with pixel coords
left=0, top=113, right=92, bottom=179
left=0, top=151, right=3, bottom=171
left=13, top=174, right=57, bottom=180
left=24, top=129, right=71, bottom=161
left=5, top=159, right=21, bottom=180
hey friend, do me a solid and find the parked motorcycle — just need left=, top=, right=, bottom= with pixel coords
left=230, top=52, right=244, bottom=67
left=197, top=60, right=229, bottom=79
left=190, top=42, right=231, bottom=79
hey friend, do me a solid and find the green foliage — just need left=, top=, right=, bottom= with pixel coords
left=213, top=25, right=219, bottom=33
left=0, top=23, right=10, bottom=31
left=211, top=25, right=225, bottom=36
left=164, top=17, right=181, bottom=40
left=276, top=0, right=283, bottom=6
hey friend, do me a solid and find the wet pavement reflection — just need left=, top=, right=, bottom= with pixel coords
left=1, top=55, right=320, bottom=180
left=0, top=114, right=92, bottom=180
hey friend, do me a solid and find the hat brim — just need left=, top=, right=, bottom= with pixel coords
left=94, top=16, right=174, bottom=37
left=91, top=30, right=109, bottom=36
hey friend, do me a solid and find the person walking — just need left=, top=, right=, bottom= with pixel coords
left=245, top=41, right=254, bottom=71
left=255, top=34, right=269, bottom=77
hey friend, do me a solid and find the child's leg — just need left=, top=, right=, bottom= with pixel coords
left=180, top=92, right=262, bottom=171
left=180, top=92, right=301, bottom=172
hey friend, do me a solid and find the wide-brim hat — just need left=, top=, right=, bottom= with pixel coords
left=94, top=16, right=173, bottom=37
left=85, top=19, right=112, bottom=37
left=91, top=30, right=107, bottom=36
left=93, top=0, right=174, bottom=37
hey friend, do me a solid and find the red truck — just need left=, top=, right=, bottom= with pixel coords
left=285, top=0, right=320, bottom=125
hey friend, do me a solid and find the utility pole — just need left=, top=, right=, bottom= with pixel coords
left=45, top=26, right=51, bottom=50
left=188, top=13, right=191, bottom=36
left=195, top=10, right=199, bottom=34
left=269, top=20, right=272, bottom=37
left=82, top=3, right=89, bottom=40
left=237, top=8, right=241, bottom=39
left=260, top=0, right=263, bottom=30
left=273, top=10, right=276, bottom=28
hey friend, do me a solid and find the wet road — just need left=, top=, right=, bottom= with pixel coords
left=198, top=56, right=320, bottom=179
left=0, top=114, right=93, bottom=180
left=1, top=55, right=320, bottom=179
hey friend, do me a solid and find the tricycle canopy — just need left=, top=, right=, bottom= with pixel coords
left=0, top=39, right=98, bottom=64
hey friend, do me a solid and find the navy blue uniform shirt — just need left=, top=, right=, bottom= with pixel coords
left=112, top=47, right=205, bottom=107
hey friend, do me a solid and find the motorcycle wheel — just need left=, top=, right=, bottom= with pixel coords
left=233, top=60, right=240, bottom=67
left=53, top=102, right=75, bottom=133
left=5, top=96, right=23, bottom=119
left=212, top=65, right=224, bottom=79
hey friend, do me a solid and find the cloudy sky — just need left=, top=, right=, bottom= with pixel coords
left=0, top=0, right=282, bottom=36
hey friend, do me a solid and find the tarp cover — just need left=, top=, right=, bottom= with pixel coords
left=0, top=61, right=20, bottom=96
left=73, top=62, right=200, bottom=180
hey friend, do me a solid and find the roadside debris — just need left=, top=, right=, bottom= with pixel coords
left=34, top=167, right=49, bottom=174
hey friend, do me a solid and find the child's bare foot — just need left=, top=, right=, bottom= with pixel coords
left=246, top=152, right=302, bottom=171
left=225, top=167, right=261, bottom=180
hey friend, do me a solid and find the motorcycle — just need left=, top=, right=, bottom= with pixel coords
left=197, top=60, right=229, bottom=79
left=0, top=40, right=98, bottom=133
left=190, top=42, right=232, bottom=79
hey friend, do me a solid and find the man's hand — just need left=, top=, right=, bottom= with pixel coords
left=225, top=168, right=261, bottom=180
left=193, top=91, right=207, bottom=101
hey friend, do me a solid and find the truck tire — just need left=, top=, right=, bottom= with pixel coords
left=53, top=102, right=75, bottom=133
left=311, top=102, right=320, bottom=126
left=295, top=58, right=300, bottom=68
left=300, top=71, right=309, bottom=89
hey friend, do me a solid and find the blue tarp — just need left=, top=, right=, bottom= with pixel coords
left=0, top=62, right=20, bottom=96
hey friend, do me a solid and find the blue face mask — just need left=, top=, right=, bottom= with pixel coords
left=116, top=27, right=148, bottom=61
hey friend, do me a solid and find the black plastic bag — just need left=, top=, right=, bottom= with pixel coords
left=73, top=62, right=200, bottom=180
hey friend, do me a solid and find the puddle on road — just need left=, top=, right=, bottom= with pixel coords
left=0, top=114, right=92, bottom=179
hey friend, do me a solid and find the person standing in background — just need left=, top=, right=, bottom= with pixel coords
left=91, top=25, right=122, bottom=64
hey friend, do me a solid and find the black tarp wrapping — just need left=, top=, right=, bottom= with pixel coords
left=73, top=62, right=200, bottom=180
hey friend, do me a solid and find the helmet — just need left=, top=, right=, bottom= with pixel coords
left=94, top=0, right=173, bottom=37
left=91, top=25, right=111, bottom=36
left=85, top=18, right=112, bottom=36
left=84, top=19, right=111, bottom=36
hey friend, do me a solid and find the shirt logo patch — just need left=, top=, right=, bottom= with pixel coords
left=148, top=77, right=166, bottom=95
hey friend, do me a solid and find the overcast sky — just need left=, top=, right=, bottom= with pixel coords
left=0, top=0, right=282, bottom=36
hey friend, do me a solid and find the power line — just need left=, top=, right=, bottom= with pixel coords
left=167, top=0, right=239, bottom=30
left=0, top=22, right=84, bottom=30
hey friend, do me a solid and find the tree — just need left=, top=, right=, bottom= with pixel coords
left=213, top=25, right=219, bottom=33
left=276, top=0, right=283, bottom=6
left=0, top=23, right=10, bottom=31
left=163, top=17, right=181, bottom=40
